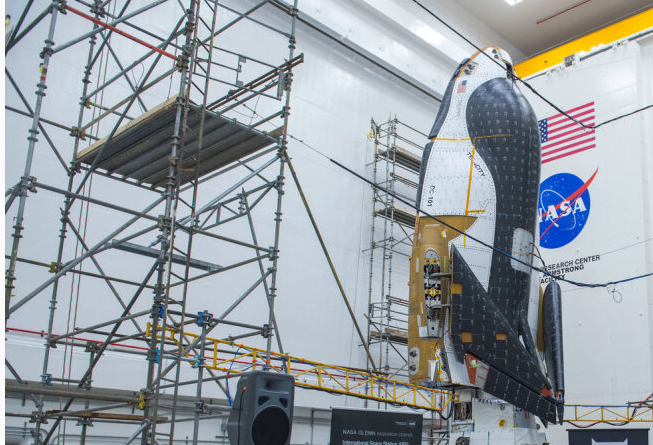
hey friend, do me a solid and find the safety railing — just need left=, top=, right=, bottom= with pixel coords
left=146, top=323, right=456, bottom=411
left=565, top=403, right=653, bottom=423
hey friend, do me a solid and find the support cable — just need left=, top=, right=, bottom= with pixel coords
left=409, top=0, right=653, bottom=130
left=285, top=156, right=379, bottom=372
left=290, top=135, right=653, bottom=289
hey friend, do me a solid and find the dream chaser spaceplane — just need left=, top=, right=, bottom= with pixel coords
left=407, top=47, right=565, bottom=424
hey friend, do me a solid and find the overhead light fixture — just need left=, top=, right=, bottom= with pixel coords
left=504, top=0, right=523, bottom=5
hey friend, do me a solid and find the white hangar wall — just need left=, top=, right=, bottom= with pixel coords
left=4, top=0, right=518, bottom=443
left=521, top=31, right=653, bottom=443
left=12, top=3, right=649, bottom=445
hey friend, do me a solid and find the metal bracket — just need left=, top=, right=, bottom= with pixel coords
left=26, top=176, right=37, bottom=193
left=76, top=416, right=93, bottom=427
left=196, top=310, right=212, bottom=327
left=90, top=0, right=105, bottom=18
left=151, top=303, right=165, bottom=319
left=564, top=54, right=577, bottom=67
left=41, top=373, right=52, bottom=386
left=137, top=393, right=146, bottom=410
left=157, top=215, right=172, bottom=230
left=40, top=45, right=54, bottom=59
left=70, top=126, right=87, bottom=140
left=195, top=400, right=209, bottom=415
left=47, top=261, right=60, bottom=273
left=30, top=410, right=48, bottom=424
left=191, top=357, right=203, bottom=368
left=146, top=348, right=161, bottom=363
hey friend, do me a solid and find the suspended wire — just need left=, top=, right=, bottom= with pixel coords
left=409, top=0, right=653, bottom=130
left=59, top=3, right=117, bottom=440
left=567, top=420, right=630, bottom=428
left=225, top=347, right=242, bottom=407
left=599, top=236, right=653, bottom=256
left=288, top=134, right=653, bottom=289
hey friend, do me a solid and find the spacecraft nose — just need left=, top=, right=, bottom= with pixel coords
left=480, top=46, right=512, bottom=64
left=465, top=46, right=515, bottom=78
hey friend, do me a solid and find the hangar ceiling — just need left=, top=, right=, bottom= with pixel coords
left=451, top=0, right=653, bottom=60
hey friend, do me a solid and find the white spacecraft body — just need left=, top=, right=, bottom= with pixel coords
left=410, top=46, right=565, bottom=429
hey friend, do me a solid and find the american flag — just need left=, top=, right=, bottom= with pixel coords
left=457, top=80, right=467, bottom=94
left=538, top=102, right=595, bottom=164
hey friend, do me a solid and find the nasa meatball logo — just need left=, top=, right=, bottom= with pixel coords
left=538, top=172, right=594, bottom=249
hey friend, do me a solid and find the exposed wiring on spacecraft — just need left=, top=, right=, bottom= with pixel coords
left=288, top=134, right=653, bottom=289
left=409, top=0, right=653, bottom=130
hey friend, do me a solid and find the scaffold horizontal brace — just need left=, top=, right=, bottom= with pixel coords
left=146, top=323, right=457, bottom=412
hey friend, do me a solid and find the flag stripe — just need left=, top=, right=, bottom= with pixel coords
left=547, top=115, right=594, bottom=135
left=542, top=144, right=596, bottom=164
left=546, top=124, right=594, bottom=142
left=541, top=129, right=594, bottom=150
left=542, top=136, right=595, bottom=156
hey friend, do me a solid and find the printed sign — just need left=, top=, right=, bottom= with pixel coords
left=329, top=408, right=422, bottom=445
left=568, top=428, right=648, bottom=445
left=538, top=170, right=597, bottom=249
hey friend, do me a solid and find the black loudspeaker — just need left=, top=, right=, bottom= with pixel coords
left=227, top=371, right=295, bottom=445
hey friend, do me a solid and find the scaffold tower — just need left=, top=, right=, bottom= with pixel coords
left=5, top=1, right=301, bottom=443
left=365, top=117, right=426, bottom=381
left=364, top=117, right=452, bottom=443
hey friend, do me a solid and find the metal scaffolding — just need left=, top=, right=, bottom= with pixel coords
left=365, top=117, right=426, bottom=381
left=364, top=118, right=450, bottom=445
left=5, top=1, right=301, bottom=443
left=5, top=2, right=456, bottom=444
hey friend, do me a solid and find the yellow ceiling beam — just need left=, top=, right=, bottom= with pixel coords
left=515, top=8, right=653, bottom=78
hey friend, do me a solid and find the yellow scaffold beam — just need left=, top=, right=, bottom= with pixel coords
left=564, top=404, right=653, bottom=423
left=146, top=323, right=456, bottom=411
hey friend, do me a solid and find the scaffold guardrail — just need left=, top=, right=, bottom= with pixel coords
left=146, top=323, right=457, bottom=411
left=565, top=403, right=653, bottom=423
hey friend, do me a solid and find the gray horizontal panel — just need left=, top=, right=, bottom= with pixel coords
left=76, top=96, right=282, bottom=186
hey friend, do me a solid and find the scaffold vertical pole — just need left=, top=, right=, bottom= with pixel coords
left=365, top=118, right=380, bottom=407
left=265, top=0, right=298, bottom=368
left=166, top=0, right=221, bottom=439
left=8, top=3, right=64, bottom=444
left=143, top=2, right=197, bottom=443
left=191, top=311, right=211, bottom=443
left=36, top=6, right=106, bottom=441
left=5, top=1, right=61, bottom=324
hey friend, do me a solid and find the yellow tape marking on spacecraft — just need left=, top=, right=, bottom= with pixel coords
left=565, top=404, right=653, bottom=423
left=431, top=134, right=511, bottom=246
left=146, top=323, right=457, bottom=411
left=464, top=138, right=477, bottom=219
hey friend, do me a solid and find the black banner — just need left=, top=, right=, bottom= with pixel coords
left=568, top=428, right=649, bottom=444
left=329, top=408, right=422, bottom=445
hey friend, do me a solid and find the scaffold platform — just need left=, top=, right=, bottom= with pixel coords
left=370, top=327, right=408, bottom=344
left=76, top=95, right=283, bottom=187
left=374, top=203, right=417, bottom=227
left=379, top=145, right=422, bottom=173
